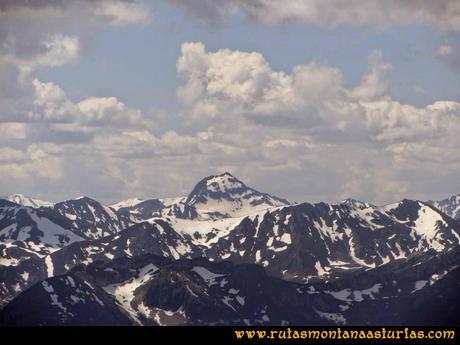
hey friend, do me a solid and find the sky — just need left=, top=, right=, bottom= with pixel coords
left=0, top=0, right=460, bottom=205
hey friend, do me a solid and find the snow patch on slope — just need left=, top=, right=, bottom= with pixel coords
left=109, top=198, right=144, bottom=211
left=191, top=266, right=224, bottom=286
left=5, top=194, right=54, bottom=208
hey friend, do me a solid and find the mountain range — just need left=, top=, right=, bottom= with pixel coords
left=1, top=173, right=459, bottom=325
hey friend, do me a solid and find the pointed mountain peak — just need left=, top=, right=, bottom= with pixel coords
left=202, top=172, right=246, bottom=192
left=186, top=173, right=250, bottom=205
left=340, top=198, right=373, bottom=209
left=4, top=194, right=54, bottom=208
left=61, top=196, right=99, bottom=204
left=427, top=193, right=460, bottom=220
left=214, top=171, right=234, bottom=178
left=109, top=198, right=145, bottom=211
left=185, top=173, right=291, bottom=218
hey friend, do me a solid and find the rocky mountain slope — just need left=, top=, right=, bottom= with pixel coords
left=428, top=194, right=460, bottom=220
left=2, top=248, right=458, bottom=326
left=1, top=173, right=459, bottom=325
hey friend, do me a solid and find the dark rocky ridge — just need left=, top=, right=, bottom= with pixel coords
left=1, top=173, right=460, bottom=325
left=1, top=248, right=459, bottom=325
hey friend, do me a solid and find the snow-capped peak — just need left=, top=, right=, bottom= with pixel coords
left=159, top=196, right=186, bottom=207
left=427, top=193, right=460, bottom=220
left=110, top=198, right=145, bottom=211
left=202, top=172, right=247, bottom=195
left=340, top=198, right=372, bottom=209
left=186, top=173, right=243, bottom=205
left=185, top=172, right=291, bottom=219
left=4, top=194, right=54, bottom=208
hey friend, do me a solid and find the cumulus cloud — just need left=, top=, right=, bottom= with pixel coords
left=1, top=1, right=459, bottom=205
left=2, top=31, right=459, bottom=204
left=169, top=0, right=460, bottom=32
left=172, top=42, right=460, bottom=203
left=0, top=0, right=154, bottom=199
left=0, top=72, right=145, bottom=127
left=94, top=0, right=152, bottom=26
left=0, top=0, right=151, bottom=26
left=0, top=142, right=64, bottom=185
left=77, top=97, right=144, bottom=127
left=0, top=147, right=24, bottom=162
left=30, top=79, right=76, bottom=121
left=0, top=0, right=151, bottom=124
left=0, top=1, right=151, bottom=72
left=176, top=41, right=346, bottom=126
left=35, top=35, right=80, bottom=67
left=177, top=42, right=460, bottom=139
left=349, top=50, right=392, bottom=101
left=0, top=122, right=27, bottom=140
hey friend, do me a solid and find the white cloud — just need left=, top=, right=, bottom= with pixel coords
left=0, top=0, right=155, bottom=195
left=36, top=35, right=80, bottom=67
left=77, top=97, right=144, bottom=127
left=170, top=0, right=460, bottom=32
left=0, top=122, right=27, bottom=140
left=349, top=50, right=392, bottom=101
left=176, top=41, right=346, bottom=125
left=0, top=0, right=152, bottom=126
left=26, top=143, right=64, bottom=180
left=0, top=1, right=151, bottom=70
left=0, top=147, right=24, bottom=162
left=0, top=1, right=459, bottom=205
left=172, top=42, right=460, bottom=204
left=2, top=36, right=458, bottom=204
left=95, top=1, right=152, bottom=26
left=177, top=42, right=459, bottom=141
left=0, top=1, right=152, bottom=27
left=31, top=79, right=76, bottom=121
left=0, top=143, right=64, bottom=185
left=0, top=73, right=146, bottom=127
left=2, top=34, right=79, bottom=69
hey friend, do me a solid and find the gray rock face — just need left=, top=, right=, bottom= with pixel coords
left=0, top=254, right=348, bottom=326
left=0, top=274, right=133, bottom=325
left=53, top=197, right=125, bottom=240
left=115, top=198, right=164, bottom=223
left=1, top=249, right=459, bottom=326
left=427, top=194, right=460, bottom=220
left=187, top=172, right=291, bottom=207
left=0, top=200, right=81, bottom=250
left=205, top=200, right=460, bottom=281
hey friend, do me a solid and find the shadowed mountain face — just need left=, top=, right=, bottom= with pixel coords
left=52, top=197, right=126, bottom=240
left=1, top=249, right=459, bottom=326
left=3, top=194, right=54, bottom=208
left=0, top=199, right=83, bottom=254
left=111, top=172, right=291, bottom=223
left=1, top=173, right=459, bottom=325
left=204, top=200, right=460, bottom=281
left=185, top=172, right=292, bottom=219
left=427, top=194, right=460, bottom=220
